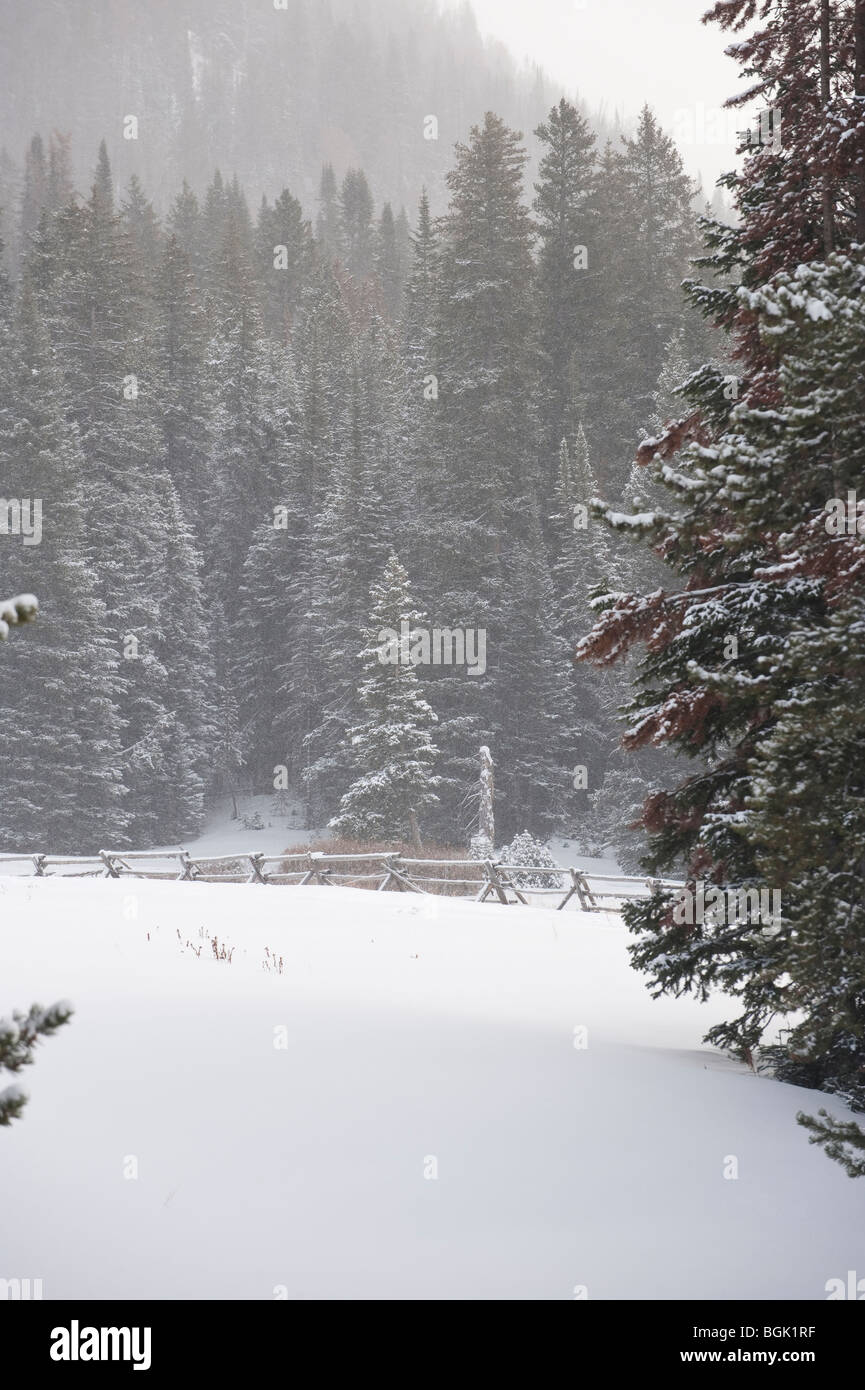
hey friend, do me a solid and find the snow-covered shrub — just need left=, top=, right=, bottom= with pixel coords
left=500, top=831, right=565, bottom=890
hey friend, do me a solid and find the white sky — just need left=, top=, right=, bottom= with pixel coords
left=440, top=0, right=749, bottom=193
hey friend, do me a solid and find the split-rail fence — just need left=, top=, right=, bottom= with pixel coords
left=0, top=849, right=682, bottom=912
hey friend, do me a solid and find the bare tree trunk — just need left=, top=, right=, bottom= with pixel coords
left=820, top=0, right=836, bottom=255
left=856, top=0, right=865, bottom=242
left=408, top=809, right=422, bottom=854
left=479, top=745, right=495, bottom=849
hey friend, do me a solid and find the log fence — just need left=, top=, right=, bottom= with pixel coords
left=0, top=849, right=682, bottom=912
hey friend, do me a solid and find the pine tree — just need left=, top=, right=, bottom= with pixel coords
left=501, top=830, right=564, bottom=890
left=375, top=202, right=404, bottom=320
left=339, top=168, right=375, bottom=282
left=120, top=174, right=162, bottom=281
left=254, top=187, right=315, bottom=341
left=0, top=278, right=128, bottom=851
left=420, top=111, right=571, bottom=840
left=235, top=263, right=353, bottom=807
left=45, top=132, right=73, bottom=214
left=303, top=311, right=402, bottom=822
left=578, top=0, right=865, bottom=1173
left=330, top=554, right=439, bottom=844
left=154, top=233, right=210, bottom=513
left=578, top=139, right=643, bottom=492
left=202, top=206, right=294, bottom=615
left=167, top=180, right=204, bottom=282
left=0, top=1003, right=73, bottom=1127
left=19, top=133, right=47, bottom=244
left=533, top=98, right=597, bottom=487
left=403, top=190, right=438, bottom=365
left=23, top=143, right=210, bottom=846
left=583, top=116, right=697, bottom=494
left=315, top=163, right=341, bottom=261
left=550, top=429, right=615, bottom=824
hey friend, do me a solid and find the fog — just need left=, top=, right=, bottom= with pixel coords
left=441, top=0, right=743, bottom=188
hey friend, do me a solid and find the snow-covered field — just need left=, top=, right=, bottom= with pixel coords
left=1, top=874, right=862, bottom=1300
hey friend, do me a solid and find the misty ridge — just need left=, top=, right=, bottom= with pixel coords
left=0, top=0, right=621, bottom=225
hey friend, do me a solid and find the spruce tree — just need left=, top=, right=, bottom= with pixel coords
left=533, top=98, right=597, bottom=488
left=578, top=0, right=865, bottom=1172
left=375, top=202, right=404, bottom=320
left=339, top=168, right=375, bottom=282
left=0, top=279, right=128, bottom=851
left=303, top=311, right=401, bottom=822
left=330, top=554, right=439, bottom=844
left=154, top=233, right=210, bottom=514
left=235, top=264, right=353, bottom=808
left=0, top=1003, right=73, bottom=1127
left=422, top=112, right=571, bottom=840
left=315, top=163, right=341, bottom=261
left=254, top=187, right=315, bottom=342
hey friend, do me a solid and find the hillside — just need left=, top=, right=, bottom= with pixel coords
left=0, top=0, right=578, bottom=225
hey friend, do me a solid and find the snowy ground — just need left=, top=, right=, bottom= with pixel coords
left=2, top=874, right=862, bottom=1300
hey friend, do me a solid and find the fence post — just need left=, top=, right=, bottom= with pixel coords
left=178, top=851, right=196, bottom=881
left=99, top=850, right=120, bottom=879
left=483, top=860, right=511, bottom=905
left=248, top=853, right=267, bottom=885
left=557, top=868, right=581, bottom=911
left=495, top=861, right=529, bottom=906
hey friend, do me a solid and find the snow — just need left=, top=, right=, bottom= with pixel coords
left=1, top=874, right=862, bottom=1300
left=155, top=793, right=323, bottom=860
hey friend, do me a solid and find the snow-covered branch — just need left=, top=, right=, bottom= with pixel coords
left=0, top=594, right=39, bottom=640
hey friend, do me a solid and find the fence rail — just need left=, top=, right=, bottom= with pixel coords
left=0, top=849, right=683, bottom=912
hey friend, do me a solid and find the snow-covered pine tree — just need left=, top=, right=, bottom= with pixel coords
left=235, top=263, right=353, bottom=811
left=202, top=204, right=294, bottom=617
left=19, top=133, right=46, bottom=245
left=0, top=275, right=128, bottom=850
left=579, top=0, right=865, bottom=1173
left=550, top=429, right=615, bottom=824
left=421, top=111, right=571, bottom=840
left=582, top=114, right=697, bottom=495
left=254, top=187, right=315, bottom=343
left=533, top=98, right=597, bottom=490
left=0, top=1003, right=73, bottom=1127
left=24, top=147, right=215, bottom=845
left=375, top=202, right=405, bottom=321
left=303, top=310, right=402, bottom=822
left=154, top=232, right=210, bottom=518
left=315, top=163, right=341, bottom=262
left=397, top=189, right=440, bottom=582
left=119, top=174, right=162, bottom=282
left=339, top=168, right=375, bottom=283
left=166, top=181, right=205, bottom=284
left=330, top=553, right=439, bottom=844
left=501, top=830, right=564, bottom=891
